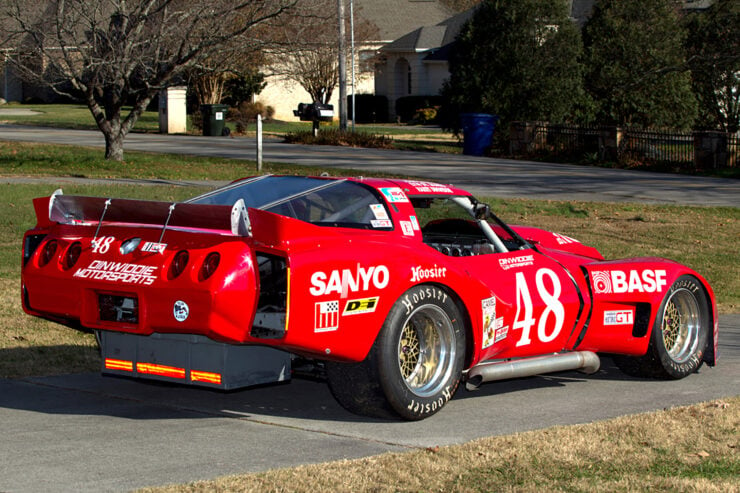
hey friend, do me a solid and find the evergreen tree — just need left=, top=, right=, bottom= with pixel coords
left=583, top=0, right=697, bottom=129
left=685, top=0, right=740, bottom=133
left=440, top=0, right=586, bottom=134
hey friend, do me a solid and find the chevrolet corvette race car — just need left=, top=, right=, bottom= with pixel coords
left=22, top=176, right=718, bottom=420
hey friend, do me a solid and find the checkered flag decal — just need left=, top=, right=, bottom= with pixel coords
left=314, top=300, right=339, bottom=331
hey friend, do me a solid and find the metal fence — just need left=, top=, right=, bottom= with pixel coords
left=512, top=122, right=739, bottom=169
left=620, top=128, right=694, bottom=167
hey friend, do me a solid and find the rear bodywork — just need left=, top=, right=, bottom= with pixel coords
left=22, top=176, right=718, bottom=390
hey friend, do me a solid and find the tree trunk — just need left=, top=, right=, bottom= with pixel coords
left=104, top=132, right=125, bottom=161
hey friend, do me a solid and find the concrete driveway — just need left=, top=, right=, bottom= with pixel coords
left=0, top=315, right=738, bottom=492
left=1, top=125, right=738, bottom=207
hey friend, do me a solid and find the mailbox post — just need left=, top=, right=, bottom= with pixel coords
left=294, top=103, right=334, bottom=136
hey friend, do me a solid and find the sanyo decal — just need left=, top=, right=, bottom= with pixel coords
left=310, top=265, right=390, bottom=297
left=592, top=269, right=667, bottom=294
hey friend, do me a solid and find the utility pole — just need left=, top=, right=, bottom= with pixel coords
left=337, top=0, right=347, bottom=131
left=350, top=0, right=355, bottom=132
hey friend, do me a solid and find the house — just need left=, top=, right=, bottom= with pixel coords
left=372, top=0, right=712, bottom=120
left=258, top=0, right=456, bottom=121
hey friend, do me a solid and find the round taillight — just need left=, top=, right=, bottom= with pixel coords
left=39, top=240, right=58, bottom=267
left=63, top=242, right=82, bottom=270
left=199, top=252, right=220, bottom=281
left=169, top=250, right=189, bottom=279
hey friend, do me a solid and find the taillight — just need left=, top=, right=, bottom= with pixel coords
left=169, top=250, right=189, bottom=279
left=199, top=252, right=220, bottom=281
left=63, top=242, right=82, bottom=270
left=38, top=240, right=58, bottom=267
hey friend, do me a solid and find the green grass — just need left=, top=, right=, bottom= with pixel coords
left=0, top=103, right=454, bottom=139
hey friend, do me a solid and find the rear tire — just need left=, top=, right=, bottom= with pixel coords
left=614, top=275, right=709, bottom=379
left=326, top=285, right=466, bottom=420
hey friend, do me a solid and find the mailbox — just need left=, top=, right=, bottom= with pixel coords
left=294, top=103, right=334, bottom=122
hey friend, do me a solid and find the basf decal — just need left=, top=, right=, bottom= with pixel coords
left=315, top=300, right=339, bottom=332
left=592, top=269, right=667, bottom=294
left=310, top=265, right=390, bottom=297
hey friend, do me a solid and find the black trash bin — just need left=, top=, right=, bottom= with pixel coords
left=200, top=104, right=229, bottom=136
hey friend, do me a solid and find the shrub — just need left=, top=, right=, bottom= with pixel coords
left=395, top=96, right=443, bottom=123
left=347, top=94, right=389, bottom=123
left=229, top=101, right=275, bottom=133
left=283, top=129, right=393, bottom=149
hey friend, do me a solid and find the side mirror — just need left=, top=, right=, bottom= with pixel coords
left=473, top=202, right=490, bottom=220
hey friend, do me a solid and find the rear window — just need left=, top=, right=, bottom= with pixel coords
left=190, top=176, right=392, bottom=230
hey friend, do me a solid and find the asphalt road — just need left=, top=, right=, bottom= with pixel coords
left=0, top=315, right=738, bottom=492
left=1, top=124, right=739, bottom=491
left=1, top=125, right=738, bottom=207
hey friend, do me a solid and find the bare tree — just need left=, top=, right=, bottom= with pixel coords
left=1, top=0, right=295, bottom=161
left=267, top=0, right=377, bottom=105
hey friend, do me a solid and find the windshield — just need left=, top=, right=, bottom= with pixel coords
left=189, top=176, right=392, bottom=230
left=411, top=196, right=528, bottom=254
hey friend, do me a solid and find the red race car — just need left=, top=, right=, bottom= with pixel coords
left=22, top=176, right=718, bottom=420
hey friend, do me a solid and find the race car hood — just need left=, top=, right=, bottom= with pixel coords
left=512, top=225, right=603, bottom=260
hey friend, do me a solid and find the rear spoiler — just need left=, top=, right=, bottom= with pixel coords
left=35, top=191, right=251, bottom=237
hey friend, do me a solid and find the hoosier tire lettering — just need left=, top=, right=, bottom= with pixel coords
left=613, top=275, right=710, bottom=380
left=325, top=284, right=466, bottom=420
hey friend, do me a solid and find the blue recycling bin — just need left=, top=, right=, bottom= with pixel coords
left=460, top=113, right=499, bottom=156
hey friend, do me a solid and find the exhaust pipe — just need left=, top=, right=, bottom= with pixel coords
left=465, top=351, right=600, bottom=390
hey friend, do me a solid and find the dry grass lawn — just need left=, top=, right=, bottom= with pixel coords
left=138, top=397, right=739, bottom=493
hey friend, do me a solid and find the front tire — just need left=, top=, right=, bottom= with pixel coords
left=326, top=285, right=466, bottom=420
left=614, top=275, right=709, bottom=379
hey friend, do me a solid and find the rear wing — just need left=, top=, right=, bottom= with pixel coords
left=34, top=191, right=251, bottom=236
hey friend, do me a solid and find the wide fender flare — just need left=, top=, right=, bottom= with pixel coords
left=583, top=258, right=717, bottom=365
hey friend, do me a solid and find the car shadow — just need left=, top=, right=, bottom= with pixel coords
left=0, top=343, right=654, bottom=424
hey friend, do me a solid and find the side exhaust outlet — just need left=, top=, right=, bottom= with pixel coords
left=465, top=351, right=600, bottom=390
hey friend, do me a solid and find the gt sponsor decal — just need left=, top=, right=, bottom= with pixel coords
left=410, top=265, right=447, bottom=283
left=369, top=204, right=389, bottom=220
left=481, top=297, right=496, bottom=349
left=371, top=219, right=392, bottom=228
left=315, top=300, right=339, bottom=332
left=499, top=254, right=535, bottom=271
left=604, top=310, right=634, bottom=326
left=74, top=260, right=158, bottom=285
left=343, top=297, right=379, bottom=316
left=406, top=181, right=453, bottom=194
left=141, top=241, right=167, bottom=254
left=173, top=300, right=189, bottom=322
left=591, top=269, right=667, bottom=294
left=380, top=187, right=409, bottom=203
left=400, top=221, right=414, bottom=236
left=310, top=264, right=390, bottom=297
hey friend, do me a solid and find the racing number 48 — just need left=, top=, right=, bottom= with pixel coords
left=514, top=268, right=564, bottom=346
